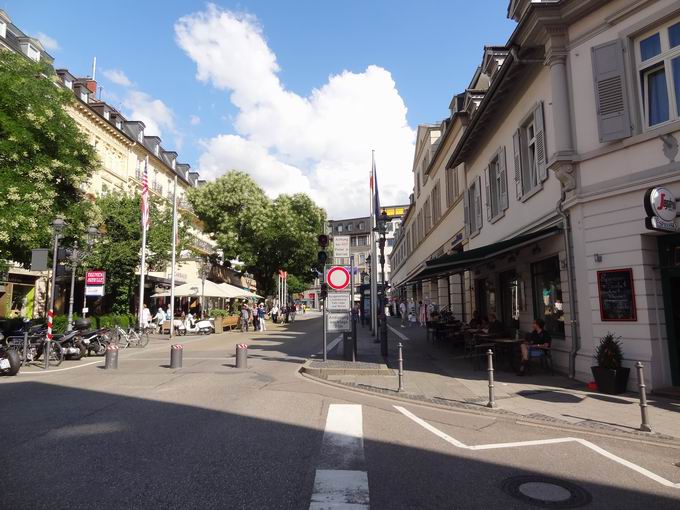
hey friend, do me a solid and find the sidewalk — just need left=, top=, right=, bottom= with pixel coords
left=314, top=317, right=680, bottom=442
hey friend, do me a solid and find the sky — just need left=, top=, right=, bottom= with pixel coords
left=6, top=0, right=516, bottom=218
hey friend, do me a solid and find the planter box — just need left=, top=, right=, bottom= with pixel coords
left=212, top=316, right=224, bottom=332
left=590, top=366, right=630, bottom=395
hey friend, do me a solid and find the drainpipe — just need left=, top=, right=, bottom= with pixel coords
left=556, top=192, right=579, bottom=378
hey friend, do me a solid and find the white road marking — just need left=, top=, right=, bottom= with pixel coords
left=387, top=325, right=409, bottom=342
left=310, top=404, right=369, bottom=509
left=395, top=405, right=680, bottom=489
left=318, top=334, right=343, bottom=356
left=17, top=360, right=101, bottom=374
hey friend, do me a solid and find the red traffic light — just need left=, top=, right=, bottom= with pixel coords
left=317, top=234, right=329, bottom=247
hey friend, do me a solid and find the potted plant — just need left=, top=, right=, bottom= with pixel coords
left=591, top=332, right=630, bottom=395
left=209, top=308, right=227, bottom=332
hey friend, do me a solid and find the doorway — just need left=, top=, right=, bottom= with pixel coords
left=659, top=235, right=680, bottom=386
left=500, top=270, right=520, bottom=332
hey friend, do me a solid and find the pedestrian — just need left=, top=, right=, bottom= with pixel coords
left=258, top=304, right=266, bottom=331
left=271, top=303, right=279, bottom=323
left=399, top=299, right=407, bottom=328
left=284, top=306, right=290, bottom=323
left=154, top=306, right=166, bottom=334
left=418, top=300, right=427, bottom=327
left=290, top=304, right=297, bottom=323
left=141, top=304, right=152, bottom=330
left=240, top=303, right=250, bottom=332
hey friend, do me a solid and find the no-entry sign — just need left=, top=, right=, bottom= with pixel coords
left=326, top=266, right=350, bottom=290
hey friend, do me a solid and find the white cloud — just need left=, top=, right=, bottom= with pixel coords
left=102, top=68, right=133, bottom=87
left=35, top=32, right=60, bottom=51
left=175, top=4, right=415, bottom=218
left=122, top=90, right=182, bottom=149
left=190, top=114, right=201, bottom=126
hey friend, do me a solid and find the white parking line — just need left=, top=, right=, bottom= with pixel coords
left=310, top=404, right=369, bottom=509
left=394, top=405, right=680, bottom=489
left=387, top=325, right=409, bottom=342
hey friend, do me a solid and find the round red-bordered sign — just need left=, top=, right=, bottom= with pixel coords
left=326, top=266, right=351, bottom=290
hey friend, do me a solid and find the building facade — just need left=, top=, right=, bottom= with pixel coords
left=390, top=0, right=680, bottom=391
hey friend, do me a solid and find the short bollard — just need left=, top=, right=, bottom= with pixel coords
left=236, top=343, right=248, bottom=368
left=397, top=342, right=404, bottom=392
left=486, top=349, right=497, bottom=408
left=170, top=344, right=183, bottom=369
left=104, top=344, right=119, bottom=369
left=636, top=361, right=652, bottom=432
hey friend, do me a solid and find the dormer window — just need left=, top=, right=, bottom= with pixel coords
left=0, top=20, right=6, bottom=39
left=154, top=145, right=159, bottom=156
left=115, top=120, right=122, bottom=129
left=103, top=111, right=110, bottom=120
left=80, top=90, right=88, bottom=102
left=24, top=43, right=40, bottom=62
left=63, top=79, right=72, bottom=89
left=137, top=132, right=143, bottom=142
left=171, top=159, right=176, bottom=169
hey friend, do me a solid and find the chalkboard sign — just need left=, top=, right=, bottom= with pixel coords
left=597, top=269, right=637, bottom=321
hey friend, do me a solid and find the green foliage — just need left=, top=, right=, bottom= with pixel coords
left=594, top=332, right=624, bottom=370
left=285, top=274, right=307, bottom=296
left=86, top=192, right=192, bottom=314
left=188, top=172, right=326, bottom=296
left=208, top=308, right=229, bottom=318
left=0, top=51, right=97, bottom=266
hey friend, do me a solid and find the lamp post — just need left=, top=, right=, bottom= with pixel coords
left=81, top=226, right=99, bottom=319
left=45, top=218, right=66, bottom=369
left=377, top=210, right=389, bottom=357
left=199, top=259, right=210, bottom=318
left=67, top=226, right=99, bottom=331
left=366, top=254, right=373, bottom=335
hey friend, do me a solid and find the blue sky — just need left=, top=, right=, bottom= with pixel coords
left=7, top=0, right=516, bottom=217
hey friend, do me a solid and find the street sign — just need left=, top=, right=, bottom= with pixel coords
left=327, top=292, right=350, bottom=311
left=85, top=270, right=106, bottom=285
left=326, top=311, right=351, bottom=332
left=326, top=266, right=350, bottom=290
left=30, top=249, right=48, bottom=272
left=333, top=236, right=350, bottom=258
left=85, top=285, right=105, bottom=296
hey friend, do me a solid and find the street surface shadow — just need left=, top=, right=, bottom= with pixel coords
left=516, top=389, right=584, bottom=404
left=586, top=394, right=636, bottom=405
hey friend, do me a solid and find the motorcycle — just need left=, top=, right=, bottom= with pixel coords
left=176, top=315, right=214, bottom=335
left=82, top=328, right=112, bottom=356
left=0, top=332, right=21, bottom=376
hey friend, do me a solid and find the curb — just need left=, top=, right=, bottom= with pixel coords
left=299, top=368, right=680, bottom=447
left=300, top=359, right=393, bottom=377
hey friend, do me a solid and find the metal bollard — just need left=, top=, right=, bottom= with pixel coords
left=397, top=342, right=404, bottom=392
left=104, top=344, right=119, bottom=369
left=636, top=361, right=652, bottom=432
left=170, top=344, right=183, bottom=369
left=23, top=330, right=29, bottom=366
left=486, top=349, right=497, bottom=408
left=236, top=343, right=248, bottom=368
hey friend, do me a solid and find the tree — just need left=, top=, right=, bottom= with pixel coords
left=86, top=193, right=192, bottom=314
left=0, top=51, right=97, bottom=268
left=188, top=172, right=326, bottom=296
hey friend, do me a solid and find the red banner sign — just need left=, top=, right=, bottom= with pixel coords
left=85, top=270, right=106, bottom=285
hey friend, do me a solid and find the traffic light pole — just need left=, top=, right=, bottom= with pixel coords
left=322, top=264, right=327, bottom=362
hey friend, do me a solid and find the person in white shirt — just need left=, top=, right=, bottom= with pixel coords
left=141, top=304, right=152, bottom=329
left=154, top=307, right=166, bottom=333
left=399, top=300, right=407, bottom=328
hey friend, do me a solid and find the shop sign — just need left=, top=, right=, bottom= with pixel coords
left=85, top=270, right=106, bottom=285
left=644, top=187, right=679, bottom=232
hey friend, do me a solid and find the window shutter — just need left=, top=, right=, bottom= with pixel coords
left=483, top=166, right=491, bottom=221
left=513, top=129, right=523, bottom=199
left=534, top=102, right=547, bottom=182
left=463, top=188, right=470, bottom=238
left=499, top=146, right=508, bottom=210
left=591, top=39, right=631, bottom=142
left=474, top=175, right=483, bottom=233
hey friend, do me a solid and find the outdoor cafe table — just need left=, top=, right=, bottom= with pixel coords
left=476, top=335, right=523, bottom=371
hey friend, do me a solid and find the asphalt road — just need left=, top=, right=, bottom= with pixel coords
left=2, top=313, right=679, bottom=509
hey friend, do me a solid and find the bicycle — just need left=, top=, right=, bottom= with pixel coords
left=7, top=334, right=63, bottom=367
left=112, top=325, right=149, bottom=349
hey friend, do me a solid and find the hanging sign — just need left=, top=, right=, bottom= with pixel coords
left=326, top=266, right=351, bottom=290
left=644, top=187, right=679, bottom=232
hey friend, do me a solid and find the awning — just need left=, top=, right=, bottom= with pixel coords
left=405, top=226, right=561, bottom=284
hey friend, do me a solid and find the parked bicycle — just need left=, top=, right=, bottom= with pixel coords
left=113, top=325, right=149, bottom=349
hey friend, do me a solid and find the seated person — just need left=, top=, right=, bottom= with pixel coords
left=487, top=313, right=504, bottom=335
left=518, top=319, right=551, bottom=375
left=468, top=310, right=481, bottom=329
left=480, top=315, right=490, bottom=330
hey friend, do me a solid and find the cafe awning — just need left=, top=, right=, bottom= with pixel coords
left=405, top=226, right=561, bottom=284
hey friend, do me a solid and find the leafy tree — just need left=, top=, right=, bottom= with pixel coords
left=188, top=172, right=326, bottom=296
left=86, top=193, right=192, bottom=314
left=0, top=51, right=97, bottom=269
left=285, top=274, right=307, bottom=296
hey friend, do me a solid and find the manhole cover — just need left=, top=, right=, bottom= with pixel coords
left=502, top=476, right=592, bottom=508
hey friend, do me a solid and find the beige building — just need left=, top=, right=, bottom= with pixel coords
left=390, top=0, right=680, bottom=392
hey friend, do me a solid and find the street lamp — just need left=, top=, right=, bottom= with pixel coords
left=45, top=217, right=66, bottom=369
left=67, top=225, right=99, bottom=331
left=376, top=210, right=389, bottom=357
left=199, top=259, right=211, bottom=318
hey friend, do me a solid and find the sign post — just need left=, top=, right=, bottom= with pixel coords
left=85, top=270, right=106, bottom=298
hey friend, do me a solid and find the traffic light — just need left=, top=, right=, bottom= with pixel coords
left=317, top=234, right=329, bottom=247
left=320, top=283, right=328, bottom=300
left=318, top=251, right=328, bottom=264
left=318, top=234, right=329, bottom=267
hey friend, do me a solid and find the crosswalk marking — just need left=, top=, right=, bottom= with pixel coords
left=310, top=404, right=369, bottom=509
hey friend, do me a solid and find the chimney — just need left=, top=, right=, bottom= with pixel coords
left=86, top=80, right=97, bottom=94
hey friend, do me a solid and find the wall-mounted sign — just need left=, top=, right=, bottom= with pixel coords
left=597, top=269, right=637, bottom=321
left=644, top=186, right=679, bottom=232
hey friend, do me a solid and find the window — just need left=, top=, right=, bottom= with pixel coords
left=0, top=20, right=6, bottom=38
left=103, top=110, right=110, bottom=120
left=484, top=147, right=508, bottom=222
left=358, top=221, right=365, bottom=230
left=24, top=43, right=40, bottom=62
left=423, top=198, right=432, bottom=233
left=63, top=78, right=72, bottom=90
left=464, top=176, right=482, bottom=238
left=513, top=103, right=546, bottom=199
left=80, top=90, right=88, bottom=102
left=347, top=223, right=352, bottom=232
left=359, top=253, right=366, bottom=264
left=635, top=18, right=680, bottom=127
left=337, top=225, right=343, bottom=233
left=357, top=236, right=367, bottom=246
left=386, top=238, right=395, bottom=247
left=531, top=256, right=565, bottom=337
left=135, top=159, right=142, bottom=181
left=431, top=180, right=441, bottom=223
left=445, top=167, right=455, bottom=207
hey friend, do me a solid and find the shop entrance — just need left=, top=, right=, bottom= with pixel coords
left=500, top=270, right=520, bottom=332
left=659, top=235, right=680, bottom=386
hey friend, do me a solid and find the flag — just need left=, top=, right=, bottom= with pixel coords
left=141, top=157, right=150, bottom=230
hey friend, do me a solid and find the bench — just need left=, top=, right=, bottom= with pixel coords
left=223, top=316, right=240, bottom=331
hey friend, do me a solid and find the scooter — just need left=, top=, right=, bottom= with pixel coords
left=177, top=316, right=214, bottom=335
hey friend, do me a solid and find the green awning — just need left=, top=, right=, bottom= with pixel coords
left=405, top=226, right=561, bottom=284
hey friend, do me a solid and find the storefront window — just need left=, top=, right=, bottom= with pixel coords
left=531, top=256, right=564, bottom=337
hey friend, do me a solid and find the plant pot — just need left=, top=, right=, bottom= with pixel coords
left=213, top=316, right=223, bottom=332
left=590, top=366, right=630, bottom=395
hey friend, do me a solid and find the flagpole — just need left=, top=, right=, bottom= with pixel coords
left=370, top=151, right=378, bottom=337
left=169, top=175, right=178, bottom=338
left=138, top=156, right=149, bottom=329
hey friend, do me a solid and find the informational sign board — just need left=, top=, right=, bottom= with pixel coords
left=30, top=249, right=49, bottom=272
left=333, top=236, right=350, bottom=258
left=85, top=285, right=105, bottom=297
left=597, top=269, right=637, bottom=321
left=326, top=311, right=351, bottom=332
left=327, top=292, right=350, bottom=311
left=326, top=266, right=351, bottom=290
left=85, top=270, right=106, bottom=285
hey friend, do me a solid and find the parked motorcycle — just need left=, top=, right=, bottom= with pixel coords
left=0, top=332, right=21, bottom=376
left=82, top=328, right=112, bottom=356
left=176, top=315, right=214, bottom=335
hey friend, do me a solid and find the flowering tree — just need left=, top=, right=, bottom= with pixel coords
left=0, top=51, right=96, bottom=269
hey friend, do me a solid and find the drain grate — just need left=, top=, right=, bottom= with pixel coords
left=502, top=476, right=592, bottom=508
